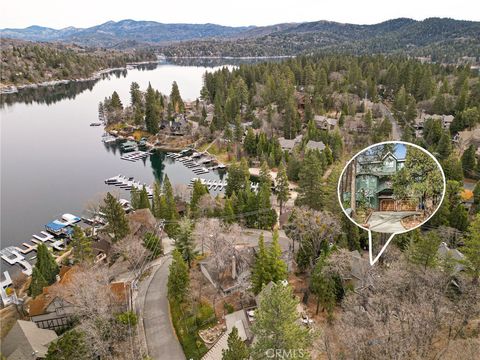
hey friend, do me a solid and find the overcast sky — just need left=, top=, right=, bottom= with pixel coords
left=1, top=0, right=479, bottom=29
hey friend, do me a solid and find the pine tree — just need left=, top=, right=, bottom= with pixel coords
left=145, top=83, right=161, bottom=134
left=463, top=214, right=480, bottom=284
left=296, top=151, right=324, bottom=210
left=167, top=250, right=189, bottom=303
left=223, top=197, right=235, bottom=223
left=170, top=81, right=185, bottom=113
left=437, top=131, right=452, bottom=160
left=29, top=267, right=48, bottom=297
left=461, top=144, right=476, bottom=177
left=35, top=243, right=59, bottom=285
left=268, top=230, right=288, bottom=283
left=222, top=327, right=250, bottom=360
left=163, top=175, right=178, bottom=236
left=110, top=91, right=123, bottom=110
left=251, top=233, right=270, bottom=295
left=71, top=226, right=92, bottom=263
left=138, top=185, right=151, bottom=209
left=310, top=257, right=336, bottom=316
left=151, top=181, right=163, bottom=218
left=130, top=82, right=142, bottom=107
left=244, top=128, right=257, bottom=157
left=251, top=283, right=311, bottom=359
left=408, top=231, right=441, bottom=270
left=276, top=162, right=290, bottom=215
left=190, top=179, right=208, bottom=217
left=46, top=330, right=89, bottom=360
left=100, top=192, right=130, bottom=242
left=174, top=218, right=197, bottom=268
left=226, top=162, right=248, bottom=197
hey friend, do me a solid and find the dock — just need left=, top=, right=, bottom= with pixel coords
left=104, top=175, right=154, bottom=198
left=166, top=148, right=226, bottom=175
left=188, top=178, right=259, bottom=192
left=120, top=150, right=152, bottom=162
left=1, top=213, right=82, bottom=281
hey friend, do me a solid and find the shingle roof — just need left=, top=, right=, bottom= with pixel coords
left=1, top=320, right=57, bottom=358
left=306, top=140, right=326, bottom=151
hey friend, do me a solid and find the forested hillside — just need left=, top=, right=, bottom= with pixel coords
left=160, top=18, right=480, bottom=62
left=0, top=39, right=156, bottom=87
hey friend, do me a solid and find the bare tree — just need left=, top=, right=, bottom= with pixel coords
left=284, top=207, right=341, bottom=270
left=333, top=256, right=480, bottom=360
left=111, top=235, right=149, bottom=271
left=54, top=266, right=138, bottom=359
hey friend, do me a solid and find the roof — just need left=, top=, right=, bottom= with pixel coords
left=1, top=320, right=57, bottom=358
left=278, top=137, right=296, bottom=150
left=202, top=310, right=250, bottom=360
left=45, top=220, right=67, bottom=232
left=27, top=266, right=77, bottom=316
left=110, top=281, right=131, bottom=304
left=225, top=310, right=250, bottom=340
left=306, top=140, right=326, bottom=152
left=92, top=238, right=111, bottom=255
left=314, top=115, right=337, bottom=127
left=278, top=134, right=303, bottom=150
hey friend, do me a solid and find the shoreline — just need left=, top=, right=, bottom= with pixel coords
left=0, top=55, right=293, bottom=95
left=0, top=60, right=160, bottom=95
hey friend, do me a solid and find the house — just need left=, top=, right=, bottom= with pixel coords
left=91, top=238, right=112, bottom=263
left=278, top=134, right=303, bottom=152
left=416, top=113, right=455, bottom=131
left=438, top=242, right=465, bottom=273
left=1, top=320, right=57, bottom=359
left=26, top=266, right=77, bottom=331
left=314, top=115, right=337, bottom=131
left=27, top=266, right=132, bottom=331
left=201, top=309, right=252, bottom=360
left=354, top=152, right=411, bottom=211
left=305, top=140, right=326, bottom=152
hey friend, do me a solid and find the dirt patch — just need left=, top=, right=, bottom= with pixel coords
left=0, top=306, right=22, bottom=339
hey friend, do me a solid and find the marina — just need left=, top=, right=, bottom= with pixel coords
left=166, top=149, right=226, bottom=175
left=0, top=213, right=86, bottom=282
left=104, top=175, right=154, bottom=198
left=2, top=61, right=230, bottom=282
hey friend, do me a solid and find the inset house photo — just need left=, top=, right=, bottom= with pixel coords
left=339, top=142, right=445, bottom=233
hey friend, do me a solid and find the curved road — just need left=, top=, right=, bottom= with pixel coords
left=142, top=255, right=185, bottom=360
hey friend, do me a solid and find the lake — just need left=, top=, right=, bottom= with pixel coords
left=0, top=60, right=237, bottom=252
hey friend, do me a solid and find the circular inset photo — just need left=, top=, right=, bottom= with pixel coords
left=338, top=141, right=446, bottom=234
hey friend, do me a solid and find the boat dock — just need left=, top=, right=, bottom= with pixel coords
left=166, top=148, right=226, bottom=175
left=0, top=213, right=83, bottom=281
left=104, top=175, right=154, bottom=198
left=120, top=150, right=152, bottom=162
left=0, top=247, right=33, bottom=276
left=189, top=178, right=259, bottom=192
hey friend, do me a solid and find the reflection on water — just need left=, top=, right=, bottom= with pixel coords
left=0, top=58, right=286, bottom=108
left=0, top=71, right=129, bottom=108
left=1, top=61, right=237, bottom=249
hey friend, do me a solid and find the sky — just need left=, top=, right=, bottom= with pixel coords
left=1, top=0, right=479, bottom=29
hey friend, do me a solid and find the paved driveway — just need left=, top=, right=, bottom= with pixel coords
left=367, top=211, right=420, bottom=233
left=142, top=255, right=185, bottom=360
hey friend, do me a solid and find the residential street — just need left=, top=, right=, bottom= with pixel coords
left=139, top=255, right=185, bottom=360
left=379, top=102, right=403, bottom=140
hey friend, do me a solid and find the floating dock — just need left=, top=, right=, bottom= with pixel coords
left=104, top=175, right=154, bottom=198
